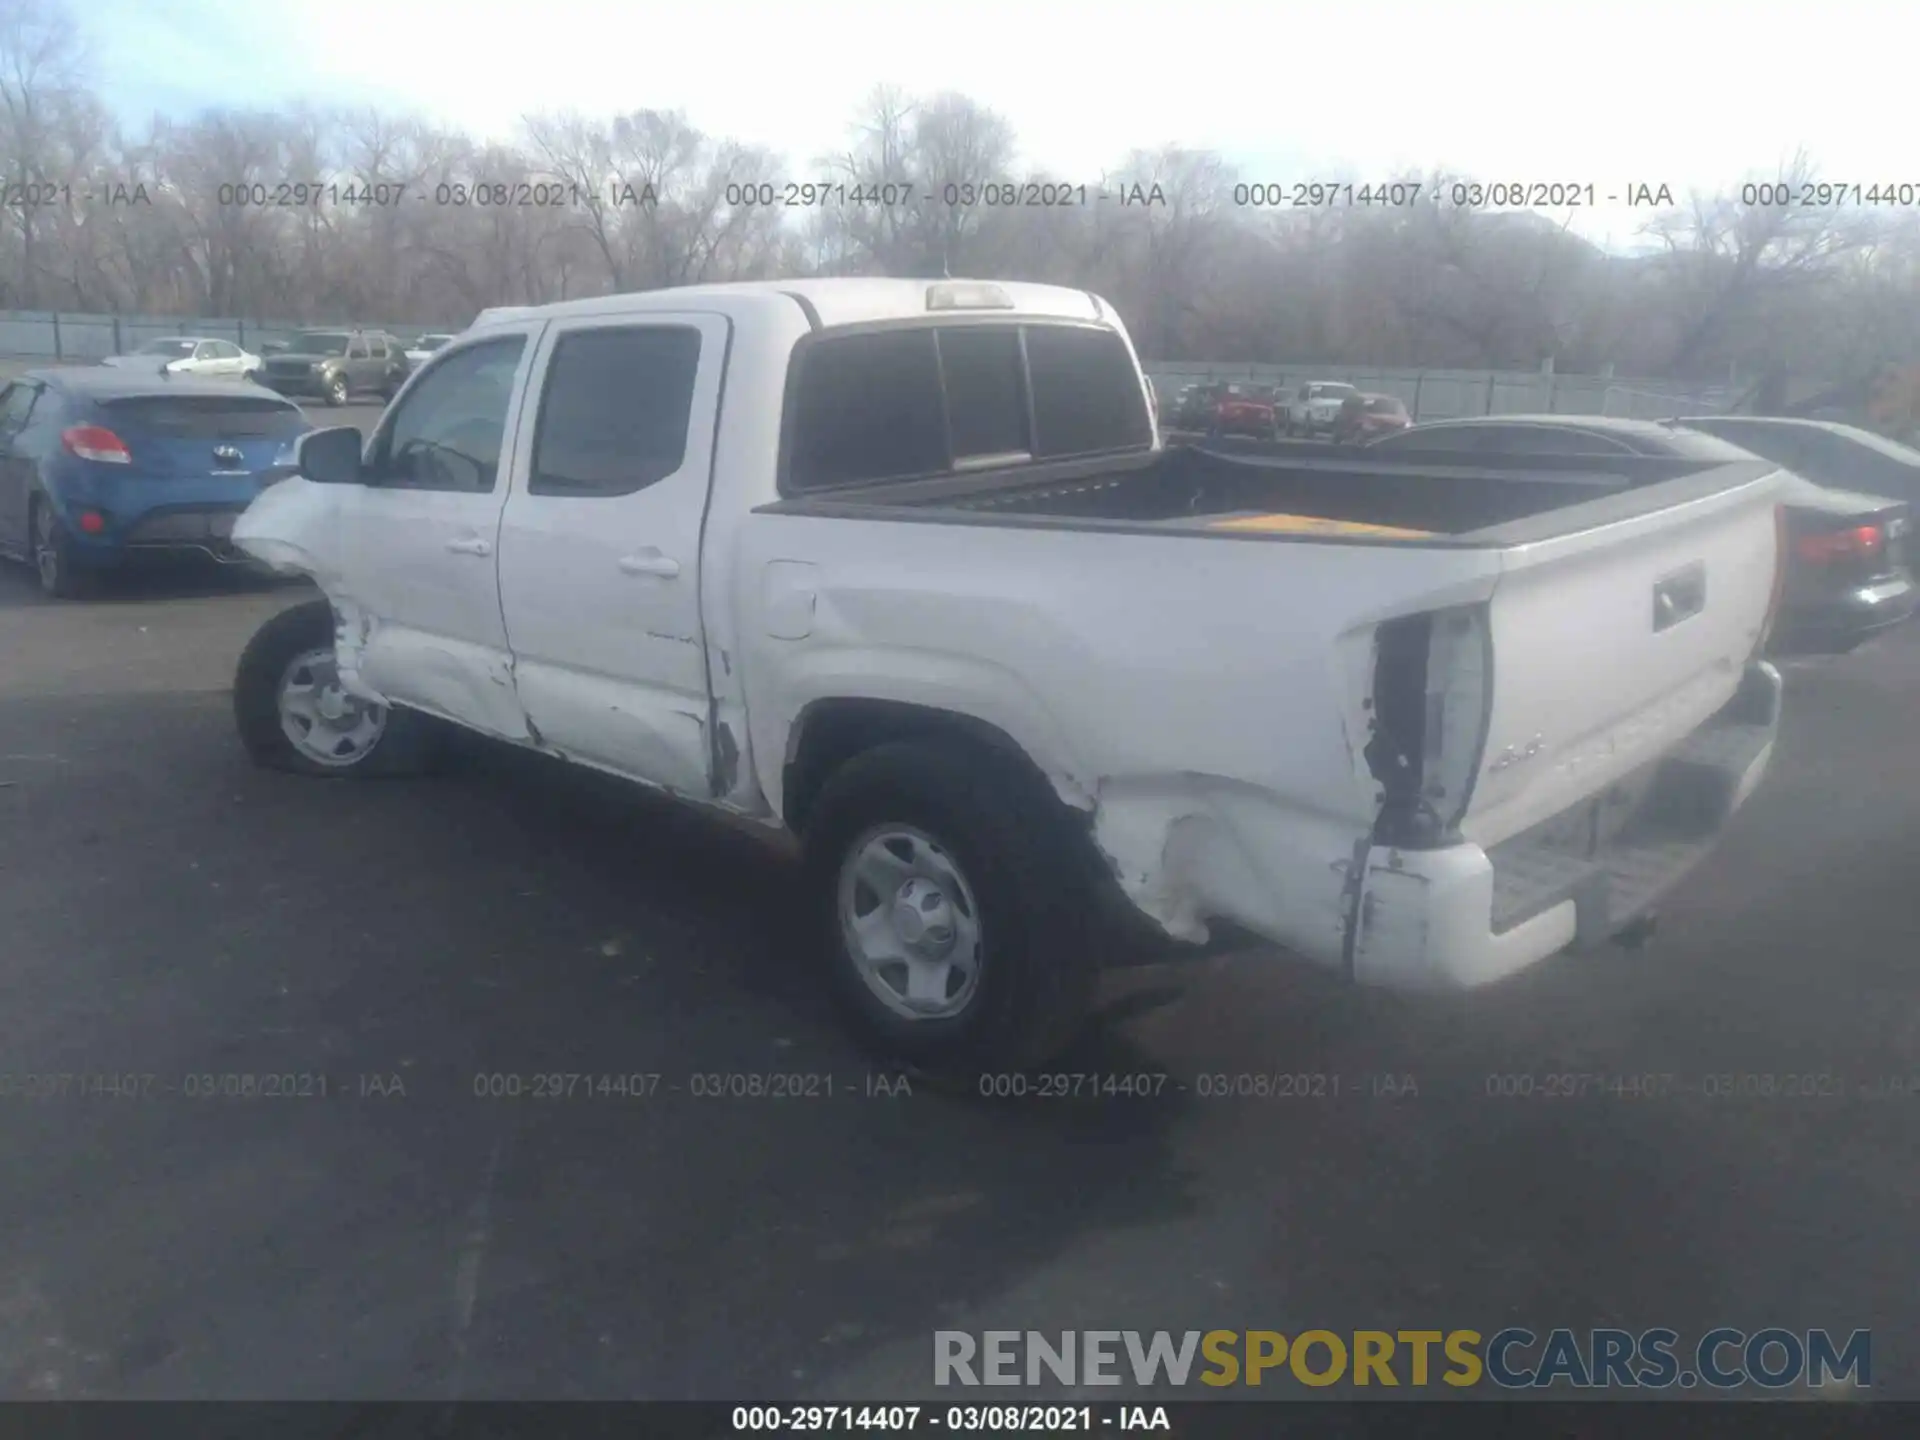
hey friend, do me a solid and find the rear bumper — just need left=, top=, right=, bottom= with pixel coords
left=1768, top=575, right=1917, bottom=655
left=1349, top=660, right=1781, bottom=989
left=51, top=491, right=257, bottom=569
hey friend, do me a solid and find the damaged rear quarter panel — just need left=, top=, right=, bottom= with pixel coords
left=732, top=509, right=1503, bottom=967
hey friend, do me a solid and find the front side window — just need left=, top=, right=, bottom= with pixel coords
left=347, top=336, right=370, bottom=360
left=530, top=325, right=702, bottom=497
left=370, top=336, right=526, bottom=492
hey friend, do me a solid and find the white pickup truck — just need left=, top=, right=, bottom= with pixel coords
left=231, top=278, right=1786, bottom=1077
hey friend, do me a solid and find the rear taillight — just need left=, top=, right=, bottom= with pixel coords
left=62, top=424, right=132, bottom=464
left=1795, top=524, right=1883, bottom=565
left=1363, top=605, right=1494, bottom=846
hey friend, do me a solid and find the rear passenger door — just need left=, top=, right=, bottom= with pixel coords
left=345, top=334, right=372, bottom=392
left=496, top=312, right=729, bottom=796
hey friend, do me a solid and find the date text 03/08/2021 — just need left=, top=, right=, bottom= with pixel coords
left=730, top=1405, right=1164, bottom=1433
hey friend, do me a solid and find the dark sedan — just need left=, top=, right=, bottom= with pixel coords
left=1674, top=415, right=1920, bottom=507
left=0, top=367, right=312, bottom=598
left=1364, top=415, right=1917, bottom=656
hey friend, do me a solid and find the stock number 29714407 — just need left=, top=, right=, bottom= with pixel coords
left=731, top=1405, right=923, bottom=1431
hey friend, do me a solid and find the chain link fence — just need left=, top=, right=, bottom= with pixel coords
left=1143, top=363, right=1738, bottom=422
left=0, top=308, right=1740, bottom=420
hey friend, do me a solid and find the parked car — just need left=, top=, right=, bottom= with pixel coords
left=259, top=329, right=411, bottom=406
left=405, top=332, right=459, bottom=366
left=1211, top=384, right=1281, bottom=438
left=1283, top=380, right=1360, bottom=436
left=1674, top=415, right=1920, bottom=508
left=1172, top=382, right=1227, bottom=431
left=1333, top=392, right=1412, bottom=443
left=1282, top=378, right=1359, bottom=433
left=1366, top=415, right=1916, bottom=655
left=0, top=367, right=310, bottom=598
left=230, top=278, right=1783, bottom=1077
left=100, top=336, right=263, bottom=381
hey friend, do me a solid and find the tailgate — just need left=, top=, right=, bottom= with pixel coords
left=1461, top=467, right=1784, bottom=848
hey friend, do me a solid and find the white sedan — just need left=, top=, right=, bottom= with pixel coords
left=403, top=333, right=458, bottom=366
left=101, top=336, right=263, bottom=379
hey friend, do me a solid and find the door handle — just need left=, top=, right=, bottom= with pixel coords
left=445, top=536, right=493, bottom=557
left=618, top=552, right=681, bottom=578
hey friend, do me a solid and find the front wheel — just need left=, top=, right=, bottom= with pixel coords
left=233, top=598, right=443, bottom=777
left=324, top=373, right=349, bottom=407
left=802, top=739, right=1102, bottom=1083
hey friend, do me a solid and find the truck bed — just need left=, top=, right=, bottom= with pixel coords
left=765, top=444, right=1780, bottom=547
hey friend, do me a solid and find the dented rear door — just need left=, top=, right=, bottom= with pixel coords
left=495, top=311, right=730, bottom=797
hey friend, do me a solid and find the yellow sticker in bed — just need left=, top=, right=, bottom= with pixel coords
left=1208, top=512, right=1436, bottom=539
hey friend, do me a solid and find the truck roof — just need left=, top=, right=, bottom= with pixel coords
left=465, top=279, right=1107, bottom=334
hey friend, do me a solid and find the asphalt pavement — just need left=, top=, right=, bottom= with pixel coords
left=1, top=537, right=1917, bottom=1401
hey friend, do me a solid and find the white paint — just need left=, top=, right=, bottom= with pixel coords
left=234, top=276, right=1785, bottom=999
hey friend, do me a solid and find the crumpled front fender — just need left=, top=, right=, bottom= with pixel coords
left=232, top=476, right=343, bottom=581
left=232, top=477, right=385, bottom=705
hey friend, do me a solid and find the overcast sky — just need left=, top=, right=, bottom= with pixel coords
left=88, top=0, right=1903, bottom=249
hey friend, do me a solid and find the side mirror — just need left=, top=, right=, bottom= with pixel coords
left=295, top=426, right=366, bottom=485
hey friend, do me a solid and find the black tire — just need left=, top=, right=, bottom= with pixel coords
left=801, top=738, right=1102, bottom=1084
left=233, top=597, right=444, bottom=777
left=30, top=496, right=97, bottom=600
left=324, top=373, right=349, bottom=407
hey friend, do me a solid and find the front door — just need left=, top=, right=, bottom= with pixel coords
left=495, top=312, right=728, bottom=796
left=330, top=325, right=543, bottom=741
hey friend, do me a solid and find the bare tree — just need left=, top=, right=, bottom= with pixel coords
left=0, top=18, right=1914, bottom=418
left=0, top=0, right=89, bottom=305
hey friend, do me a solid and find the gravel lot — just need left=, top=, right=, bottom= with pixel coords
left=1, top=472, right=1916, bottom=1399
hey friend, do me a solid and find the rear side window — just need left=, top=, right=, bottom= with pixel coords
left=1373, top=425, right=1486, bottom=452
left=530, top=325, right=702, bottom=496
left=1025, top=325, right=1152, bottom=459
left=100, top=395, right=308, bottom=439
left=0, top=383, right=40, bottom=429
left=787, top=329, right=947, bottom=491
left=1484, top=426, right=1632, bottom=456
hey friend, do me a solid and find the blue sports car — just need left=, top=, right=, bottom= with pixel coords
left=0, top=366, right=313, bottom=598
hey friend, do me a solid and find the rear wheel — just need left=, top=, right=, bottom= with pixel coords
left=30, top=497, right=95, bottom=600
left=233, top=598, right=443, bottom=777
left=802, top=738, right=1102, bottom=1084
